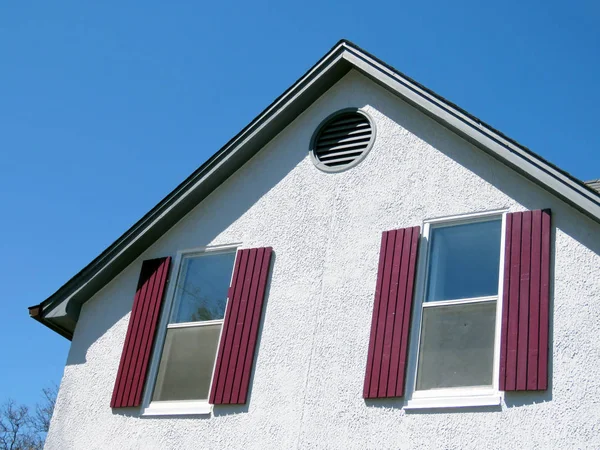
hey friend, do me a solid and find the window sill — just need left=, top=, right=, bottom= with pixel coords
left=405, top=393, right=501, bottom=410
left=141, top=400, right=213, bottom=416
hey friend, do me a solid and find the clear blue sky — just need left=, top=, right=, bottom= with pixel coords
left=1, top=1, right=598, bottom=407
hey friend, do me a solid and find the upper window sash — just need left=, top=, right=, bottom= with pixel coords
left=424, top=218, right=502, bottom=303
left=168, top=250, right=236, bottom=324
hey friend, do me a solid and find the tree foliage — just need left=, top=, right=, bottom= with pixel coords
left=0, top=385, right=57, bottom=450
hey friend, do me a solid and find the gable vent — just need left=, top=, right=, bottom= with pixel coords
left=310, top=109, right=376, bottom=172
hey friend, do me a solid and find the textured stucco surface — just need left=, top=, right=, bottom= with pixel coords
left=45, top=70, right=600, bottom=449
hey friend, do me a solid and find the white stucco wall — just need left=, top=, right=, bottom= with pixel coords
left=45, top=70, right=600, bottom=449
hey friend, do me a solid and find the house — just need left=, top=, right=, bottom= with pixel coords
left=30, top=40, right=600, bottom=449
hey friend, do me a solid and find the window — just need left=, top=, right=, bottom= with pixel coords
left=143, top=247, right=236, bottom=415
left=408, top=213, right=505, bottom=408
left=364, top=209, right=549, bottom=406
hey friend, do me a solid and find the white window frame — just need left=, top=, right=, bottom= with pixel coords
left=141, top=243, right=240, bottom=416
left=405, top=210, right=507, bottom=410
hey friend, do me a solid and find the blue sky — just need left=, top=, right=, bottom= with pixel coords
left=1, top=1, right=598, bottom=408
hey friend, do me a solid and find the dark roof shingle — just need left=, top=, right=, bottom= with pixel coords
left=586, top=179, right=600, bottom=193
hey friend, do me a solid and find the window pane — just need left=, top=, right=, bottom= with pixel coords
left=170, top=252, right=236, bottom=323
left=152, top=324, right=221, bottom=402
left=416, top=301, right=496, bottom=390
left=426, top=219, right=501, bottom=302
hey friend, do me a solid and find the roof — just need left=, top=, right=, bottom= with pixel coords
left=586, top=179, right=600, bottom=194
left=29, top=39, right=600, bottom=340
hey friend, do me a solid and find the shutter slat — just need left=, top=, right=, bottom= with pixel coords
left=506, top=213, right=522, bottom=391
left=527, top=210, right=542, bottom=390
left=383, top=229, right=406, bottom=397
left=500, top=209, right=551, bottom=391
left=517, top=212, right=532, bottom=390
left=210, top=247, right=273, bottom=405
left=538, top=210, right=551, bottom=390
left=110, top=257, right=171, bottom=408
left=363, top=226, right=420, bottom=399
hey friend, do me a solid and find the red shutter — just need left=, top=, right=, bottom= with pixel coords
left=363, top=227, right=420, bottom=399
left=110, top=257, right=171, bottom=408
left=210, top=247, right=273, bottom=405
left=499, top=209, right=551, bottom=391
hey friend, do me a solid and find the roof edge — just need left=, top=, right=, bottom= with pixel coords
left=29, top=304, right=73, bottom=340
left=338, top=43, right=600, bottom=221
left=31, top=40, right=354, bottom=337
left=31, top=39, right=600, bottom=339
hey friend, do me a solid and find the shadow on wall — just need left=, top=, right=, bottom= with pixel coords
left=66, top=263, right=142, bottom=366
left=363, top=380, right=553, bottom=414
left=364, top=397, right=503, bottom=415
left=110, top=252, right=276, bottom=419
left=66, top=113, right=309, bottom=365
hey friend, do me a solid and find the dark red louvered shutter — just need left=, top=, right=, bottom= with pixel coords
left=499, top=209, right=551, bottom=391
left=110, top=257, right=171, bottom=408
left=210, top=247, right=273, bottom=405
left=363, top=227, right=420, bottom=399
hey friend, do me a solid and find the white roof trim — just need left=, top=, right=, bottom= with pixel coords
left=30, top=40, right=600, bottom=339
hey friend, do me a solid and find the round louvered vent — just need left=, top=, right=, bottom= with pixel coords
left=310, top=109, right=376, bottom=172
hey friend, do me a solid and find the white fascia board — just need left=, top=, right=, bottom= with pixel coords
left=36, top=45, right=351, bottom=334
left=34, top=40, right=600, bottom=339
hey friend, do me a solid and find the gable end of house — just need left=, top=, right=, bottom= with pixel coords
left=29, top=39, right=600, bottom=340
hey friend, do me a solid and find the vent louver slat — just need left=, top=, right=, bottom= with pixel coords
left=318, top=149, right=364, bottom=160
left=317, top=133, right=372, bottom=147
left=323, top=156, right=361, bottom=166
left=327, top=116, right=366, bottom=127
left=316, top=140, right=372, bottom=153
left=318, top=127, right=371, bottom=141
left=320, top=122, right=370, bottom=135
left=310, top=109, right=376, bottom=172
